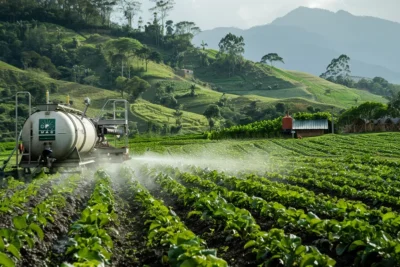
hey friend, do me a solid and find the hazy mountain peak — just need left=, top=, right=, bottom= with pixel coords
left=336, top=9, right=352, bottom=15
left=194, top=6, right=400, bottom=83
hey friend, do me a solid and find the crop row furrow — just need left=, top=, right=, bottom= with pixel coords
left=193, top=169, right=400, bottom=236
left=150, top=169, right=336, bottom=267
left=173, top=169, right=400, bottom=267
left=118, top=167, right=228, bottom=267
left=0, top=173, right=84, bottom=267
left=62, top=170, right=116, bottom=266
left=0, top=172, right=60, bottom=216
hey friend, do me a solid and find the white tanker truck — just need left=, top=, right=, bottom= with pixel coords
left=2, top=91, right=130, bottom=177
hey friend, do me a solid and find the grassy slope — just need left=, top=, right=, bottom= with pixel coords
left=0, top=61, right=119, bottom=117
left=131, top=99, right=209, bottom=133
left=278, top=69, right=386, bottom=107
left=182, top=49, right=386, bottom=109
left=0, top=60, right=209, bottom=134
left=139, top=59, right=339, bottom=113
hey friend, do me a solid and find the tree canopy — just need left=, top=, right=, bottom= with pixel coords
left=320, top=54, right=352, bottom=84
left=261, top=53, right=284, bottom=66
left=217, top=33, right=245, bottom=76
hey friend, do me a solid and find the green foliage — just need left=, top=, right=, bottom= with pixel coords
left=217, top=33, right=245, bottom=76
left=208, top=117, right=282, bottom=139
left=152, top=171, right=335, bottom=267
left=388, top=91, right=400, bottom=117
left=0, top=173, right=81, bottom=267
left=0, top=0, right=118, bottom=29
left=320, top=54, right=351, bottom=81
left=260, top=53, right=284, bottom=66
left=21, top=51, right=60, bottom=78
left=338, top=102, right=388, bottom=125
left=119, top=167, right=228, bottom=267
left=64, top=171, right=116, bottom=266
left=293, top=112, right=332, bottom=120
left=203, top=104, right=220, bottom=119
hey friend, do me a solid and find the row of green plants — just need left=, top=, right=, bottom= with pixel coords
left=118, top=167, right=228, bottom=267
left=149, top=169, right=336, bottom=266
left=306, top=135, right=400, bottom=157
left=62, top=170, right=116, bottom=267
left=196, top=169, right=400, bottom=238
left=270, top=139, right=331, bottom=157
left=0, top=171, right=58, bottom=214
left=173, top=170, right=400, bottom=266
left=0, top=173, right=82, bottom=267
left=0, top=178, right=25, bottom=196
left=288, top=164, right=400, bottom=197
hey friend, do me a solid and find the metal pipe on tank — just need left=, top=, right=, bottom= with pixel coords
left=16, top=92, right=31, bottom=167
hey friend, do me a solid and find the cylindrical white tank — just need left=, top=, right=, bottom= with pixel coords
left=21, top=111, right=98, bottom=160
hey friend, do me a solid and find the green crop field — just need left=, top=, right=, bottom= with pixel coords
left=2, top=133, right=400, bottom=266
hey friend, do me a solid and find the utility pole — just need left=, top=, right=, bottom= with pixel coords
left=331, top=112, right=334, bottom=134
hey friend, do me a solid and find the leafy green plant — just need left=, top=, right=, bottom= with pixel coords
left=63, top=170, right=116, bottom=267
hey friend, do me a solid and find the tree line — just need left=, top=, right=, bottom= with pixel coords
left=205, top=112, right=333, bottom=140
left=320, top=54, right=400, bottom=98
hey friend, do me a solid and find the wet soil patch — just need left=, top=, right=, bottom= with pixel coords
left=110, top=183, right=160, bottom=267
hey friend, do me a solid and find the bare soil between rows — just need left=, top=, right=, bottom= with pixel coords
left=110, top=180, right=161, bottom=267
left=22, top=177, right=96, bottom=267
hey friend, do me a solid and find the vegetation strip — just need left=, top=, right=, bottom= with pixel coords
left=62, top=170, right=116, bottom=267
left=0, top=173, right=83, bottom=267
left=149, top=169, right=335, bottom=266
left=119, top=167, right=228, bottom=266
left=172, top=169, right=400, bottom=266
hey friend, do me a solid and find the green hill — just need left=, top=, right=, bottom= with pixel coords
left=0, top=20, right=389, bottom=137
left=0, top=61, right=120, bottom=117
left=181, top=49, right=386, bottom=109
left=0, top=60, right=210, bottom=135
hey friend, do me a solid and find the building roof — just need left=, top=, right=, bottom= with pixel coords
left=293, top=119, right=329, bottom=130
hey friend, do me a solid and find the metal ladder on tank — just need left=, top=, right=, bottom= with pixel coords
left=1, top=92, right=33, bottom=178
left=95, top=99, right=130, bottom=150
left=15, top=92, right=33, bottom=176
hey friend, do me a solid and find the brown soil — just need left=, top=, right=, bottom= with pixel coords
left=110, top=182, right=161, bottom=267
left=20, top=177, right=95, bottom=267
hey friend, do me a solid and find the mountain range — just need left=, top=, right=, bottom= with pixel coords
left=193, top=7, right=400, bottom=83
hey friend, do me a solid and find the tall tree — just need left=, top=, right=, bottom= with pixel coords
left=149, top=0, right=175, bottom=36
left=105, top=37, right=142, bottom=77
left=261, top=53, right=284, bottom=66
left=203, top=104, right=220, bottom=131
left=388, top=92, right=400, bottom=117
left=165, top=20, right=174, bottom=35
left=138, top=46, right=151, bottom=71
left=320, top=54, right=351, bottom=81
left=122, top=0, right=142, bottom=29
left=217, top=33, right=245, bottom=76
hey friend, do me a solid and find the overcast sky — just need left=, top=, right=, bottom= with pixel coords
left=114, top=0, right=400, bottom=30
